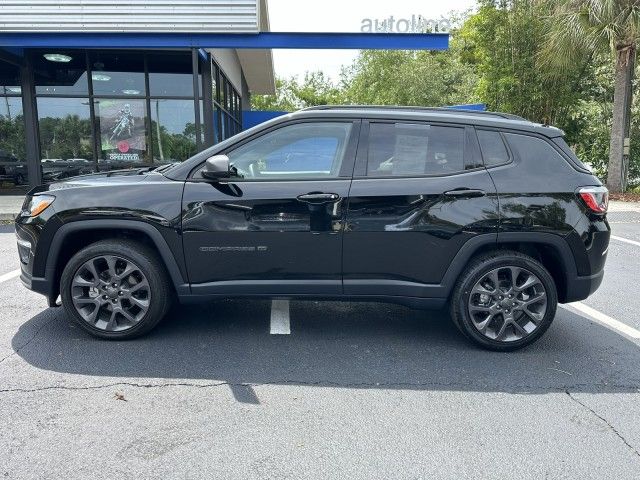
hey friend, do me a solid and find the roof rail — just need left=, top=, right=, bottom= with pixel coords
left=301, top=105, right=528, bottom=121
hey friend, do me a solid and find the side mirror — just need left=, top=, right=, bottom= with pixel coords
left=202, top=155, right=231, bottom=180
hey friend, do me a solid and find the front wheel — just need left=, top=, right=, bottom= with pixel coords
left=450, top=251, right=558, bottom=351
left=60, top=239, right=173, bottom=339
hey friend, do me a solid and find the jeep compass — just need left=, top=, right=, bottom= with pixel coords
left=15, top=106, right=610, bottom=350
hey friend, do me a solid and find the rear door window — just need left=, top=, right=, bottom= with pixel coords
left=366, top=123, right=465, bottom=176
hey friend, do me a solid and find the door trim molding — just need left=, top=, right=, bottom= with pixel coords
left=190, top=279, right=342, bottom=295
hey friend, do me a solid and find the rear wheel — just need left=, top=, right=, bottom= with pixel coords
left=60, top=240, right=173, bottom=339
left=450, top=251, right=557, bottom=351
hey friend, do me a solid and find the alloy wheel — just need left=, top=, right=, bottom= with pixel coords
left=467, top=265, right=547, bottom=342
left=70, top=255, right=151, bottom=332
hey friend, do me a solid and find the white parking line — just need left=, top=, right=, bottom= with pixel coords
left=270, top=299, right=291, bottom=335
left=610, top=235, right=640, bottom=247
left=0, top=269, right=20, bottom=283
left=563, top=302, right=640, bottom=339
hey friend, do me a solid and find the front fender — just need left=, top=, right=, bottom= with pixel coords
left=37, top=219, right=190, bottom=301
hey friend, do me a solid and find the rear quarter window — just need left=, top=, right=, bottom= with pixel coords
left=503, top=133, right=577, bottom=175
left=476, top=129, right=510, bottom=166
left=551, top=137, right=592, bottom=173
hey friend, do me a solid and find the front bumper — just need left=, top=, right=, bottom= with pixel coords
left=19, top=267, right=59, bottom=307
left=16, top=215, right=61, bottom=307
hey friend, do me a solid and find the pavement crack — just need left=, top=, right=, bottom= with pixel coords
left=565, top=390, right=640, bottom=459
left=1, top=380, right=640, bottom=395
left=0, top=381, right=232, bottom=394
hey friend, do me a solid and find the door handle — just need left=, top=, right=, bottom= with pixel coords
left=443, top=189, right=486, bottom=198
left=296, top=192, right=341, bottom=204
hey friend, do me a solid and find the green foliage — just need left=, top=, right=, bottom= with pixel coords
left=341, top=48, right=479, bottom=106
left=251, top=73, right=343, bottom=111
left=151, top=120, right=197, bottom=163
left=457, top=0, right=589, bottom=125
left=0, top=113, right=26, bottom=160
left=38, top=115, right=93, bottom=160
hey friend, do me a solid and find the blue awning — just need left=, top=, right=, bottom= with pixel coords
left=0, top=32, right=449, bottom=50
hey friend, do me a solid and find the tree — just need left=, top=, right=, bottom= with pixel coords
left=542, top=0, right=640, bottom=192
left=340, top=48, right=478, bottom=107
left=457, top=0, right=587, bottom=125
left=251, top=73, right=344, bottom=111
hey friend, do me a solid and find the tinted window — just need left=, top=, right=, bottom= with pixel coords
left=367, top=123, right=464, bottom=176
left=151, top=99, right=197, bottom=163
left=0, top=62, right=21, bottom=93
left=0, top=94, right=28, bottom=194
left=33, top=51, right=88, bottom=95
left=226, top=123, right=352, bottom=180
left=89, top=52, right=145, bottom=96
left=503, top=133, right=575, bottom=175
left=36, top=97, right=94, bottom=182
left=553, top=137, right=592, bottom=173
left=477, top=129, right=510, bottom=166
left=148, top=53, right=194, bottom=97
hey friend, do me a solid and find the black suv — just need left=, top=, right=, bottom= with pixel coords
left=15, top=106, right=610, bottom=350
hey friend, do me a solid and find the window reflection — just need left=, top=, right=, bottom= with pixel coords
left=148, top=53, right=194, bottom=97
left=1, top=62, right=21, bottom=94
left=33, top=51, right=88, bottom=96
left=151, top=99, right=197, bottom=163
left=90, top=52, right=145, bottom=96
left=0, top=96, right=28, bottom=193
left=26, top=49, right=236, bottom=190
left=36, top=97, right=94, bottom=182
left=211, top=62, right=241, bottom=143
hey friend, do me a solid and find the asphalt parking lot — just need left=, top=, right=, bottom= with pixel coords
left=2, top=210, right=640, bottom=479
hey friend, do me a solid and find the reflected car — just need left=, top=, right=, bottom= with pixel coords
left=0, top=150, right=28, bottom=185
left=41, top=159, right=85, bottom=182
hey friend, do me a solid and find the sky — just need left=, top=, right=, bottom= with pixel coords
left=267, top=0, right=477, bottom=82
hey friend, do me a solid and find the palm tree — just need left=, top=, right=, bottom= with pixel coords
left=542, top=0, right=639, bottom=192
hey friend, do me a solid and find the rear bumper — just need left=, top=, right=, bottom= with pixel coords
left=562, top=269, right=604, bottom=303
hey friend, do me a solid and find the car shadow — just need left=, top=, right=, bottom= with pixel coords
left=11, top=299, right=640, bottom=401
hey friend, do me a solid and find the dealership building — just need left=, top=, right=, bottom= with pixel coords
left=0, top=0, right=276, bottom=195
left=0, top=1, right=449, bottom=197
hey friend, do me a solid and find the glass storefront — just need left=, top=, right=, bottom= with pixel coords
left=33, top=50, right=201, bottom=176
left=212, top=62, right=242, bottom=143
left=151, top=99, right=197, bottom=164
left=0, top=61, right=28, bottom=194
left=37, top=97, right=93, bottom=181
left=0, top=48, right=244, bottom=194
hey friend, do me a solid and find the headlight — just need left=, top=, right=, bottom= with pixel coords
left=21, top=195, right=55, bottom=217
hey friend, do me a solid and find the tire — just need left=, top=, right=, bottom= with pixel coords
left=60, top=239, right=173, bottom=340
left=450, top=250, right=558, bottom=351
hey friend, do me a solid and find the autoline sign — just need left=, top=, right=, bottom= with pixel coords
left=361, top=15, right=450, bottom=33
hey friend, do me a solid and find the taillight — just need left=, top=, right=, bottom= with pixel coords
left=578, top=186, right=608, bottom=214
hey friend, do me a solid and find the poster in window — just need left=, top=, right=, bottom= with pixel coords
left=97, top=99, right=147, bottom=166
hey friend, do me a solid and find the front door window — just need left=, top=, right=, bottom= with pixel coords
left=226, top=122, right=353, bottom=180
